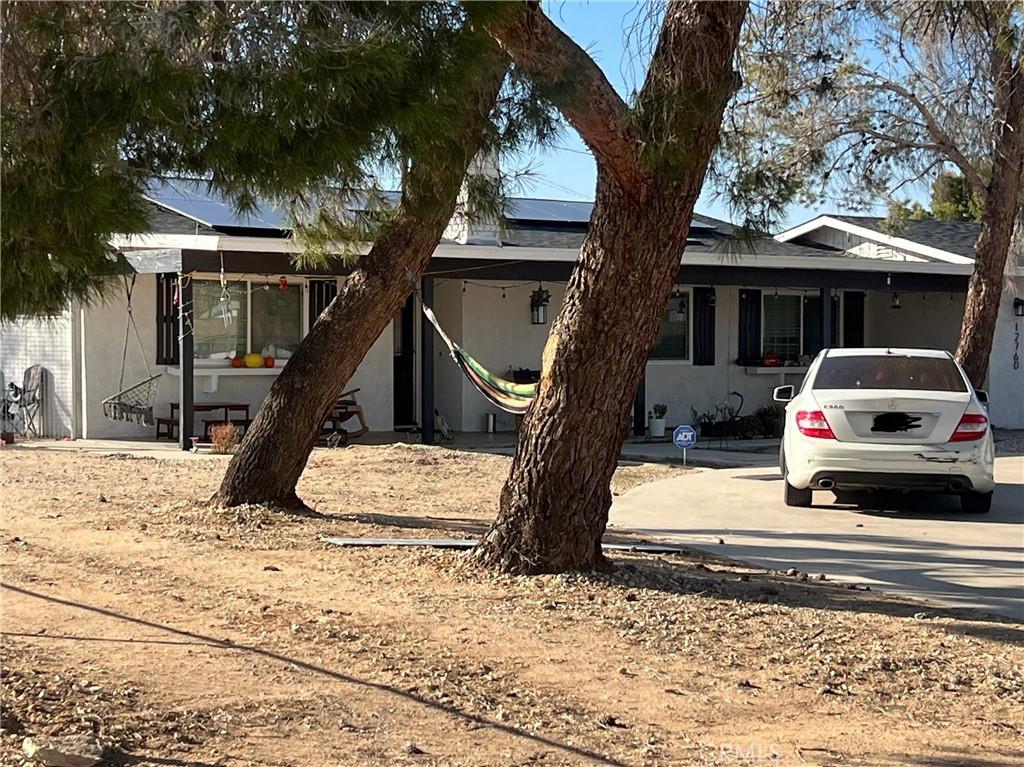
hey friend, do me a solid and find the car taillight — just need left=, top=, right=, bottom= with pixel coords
left=950, top=413, right=988, bottom=442
left=796, top=410, right=835, bottom=439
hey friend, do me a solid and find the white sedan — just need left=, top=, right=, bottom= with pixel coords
left=775, top=348, right=995, bottom=513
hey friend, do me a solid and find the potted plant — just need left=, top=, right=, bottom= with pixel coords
left=649, top=403, right=668, bottom=438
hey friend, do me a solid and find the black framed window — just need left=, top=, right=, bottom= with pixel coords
left=650, top=289, right=691, bottom=360
left=155, top=273, right=179, bottom=365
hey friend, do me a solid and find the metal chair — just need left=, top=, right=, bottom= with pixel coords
left=5, top=365, right=45, bottom=437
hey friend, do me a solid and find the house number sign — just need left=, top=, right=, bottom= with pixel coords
left=1015, top=321, right=1020, bottom=371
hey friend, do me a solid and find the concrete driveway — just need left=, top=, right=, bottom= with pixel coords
left=610, top=455, right=1024, bottom=618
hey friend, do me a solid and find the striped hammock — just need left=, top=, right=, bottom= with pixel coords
left=421, top=304, right=537, bottom=415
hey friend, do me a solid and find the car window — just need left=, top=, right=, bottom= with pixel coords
left=813, top=355, right=967, bottom=391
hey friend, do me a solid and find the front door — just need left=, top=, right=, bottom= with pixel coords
left=393, top=295, right=416, bottom=428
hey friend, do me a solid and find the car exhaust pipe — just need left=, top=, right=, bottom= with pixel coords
left=818, top=478, right=835, bottom=490
left=948, top=479, right=966, bottom=493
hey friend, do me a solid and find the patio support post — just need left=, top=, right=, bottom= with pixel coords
left=633, top=373, right=646, bottom=437
left=420, top=277, right=435, bottom=445
left=820, top=285, right=833, bottom=349
left=178, top=275, right=194, bottom=451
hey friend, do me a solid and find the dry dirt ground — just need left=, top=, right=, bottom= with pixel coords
left=1, top=444, right=1022, bottom=767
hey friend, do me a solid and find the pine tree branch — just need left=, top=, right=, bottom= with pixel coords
left=472, top=1, right=643, bottom=191
left=857, top=73, right=986, bottom=197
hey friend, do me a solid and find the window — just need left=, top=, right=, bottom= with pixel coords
left=190, top=278, right=303, bottom=362
left=193, top=280, right=247, bottom=358
left=762, top=294, right=801, bottom=362
left=814, top=355, right=967, bottom=392
left=650, top=289, right=691, bottom=360
left=762, top=292, right=827, bottom=363
left=252, top=284, right=302, bottom=357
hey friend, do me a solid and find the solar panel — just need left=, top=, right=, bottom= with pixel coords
left=144, top=178, right=289, bottom=230
left=145, top=177, right=725, bottom=232
left=502, top=197, right=720, bottom=231
left=504, top=197, right=594, bottom=223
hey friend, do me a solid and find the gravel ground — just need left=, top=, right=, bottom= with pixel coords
left=2, top=445, right=1022, bottom=767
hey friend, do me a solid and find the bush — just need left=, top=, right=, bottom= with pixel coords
left=753, top=404, right=784, bottom=438
left=210, top=423, right=240, bottom=454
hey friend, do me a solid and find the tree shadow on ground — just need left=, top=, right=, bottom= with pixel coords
left=879, top=745, right=1024, bottom=766
left=108, top=753, right=232, bottom=767
left=1, top=583, right=629, bottom=767
left=332, top=511, right=687, bottom=550
left=598, top=551, right=1023, bottom=646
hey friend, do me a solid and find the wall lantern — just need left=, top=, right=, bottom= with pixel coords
left=891, top=293, right=901, bottom=310
left=708, top=287, right=717, bottom=307
left=1014, top=297, right=1024, bottom=317
left=530, top=284, right=551, bottom=325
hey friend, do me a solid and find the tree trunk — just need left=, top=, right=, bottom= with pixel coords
left=216, top=59, right=507, bottom=509
left=216, top=217, right=450, bottom=509
left=955, top=29, right=1024, bottom=386
left=474, top=1, right=746, bottom=573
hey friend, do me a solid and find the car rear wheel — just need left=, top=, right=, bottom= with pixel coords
left=785, top=480, right=812, bottom=507
left=780, top=451, right=812, bottom=507
left=960, top=491, right=992, bottom=514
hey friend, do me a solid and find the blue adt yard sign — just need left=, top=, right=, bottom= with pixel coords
left=673, top=425, right=697, bottom=466
left=673, top=425, right=697, bottom=449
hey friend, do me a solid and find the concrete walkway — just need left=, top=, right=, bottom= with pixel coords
left=610, top=455, right=1024, bottom=618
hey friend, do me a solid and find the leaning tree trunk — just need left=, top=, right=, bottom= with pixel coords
left=474, top=1, right=746, bottom=573
left=955, top=33, right=1024, bottom=386
left=217, top=59, right=507, bottom=509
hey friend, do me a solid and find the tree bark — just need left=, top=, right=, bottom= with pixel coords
left=216, top=57, right=507, bottom=509
left=955, top=37, right=1024, bottom=386
left=474, top=1, right=746, bottom=573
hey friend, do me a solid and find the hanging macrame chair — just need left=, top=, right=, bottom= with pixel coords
left=419, top=300, right=538, bottom=416
left=102, top=273, right=162, bottom=426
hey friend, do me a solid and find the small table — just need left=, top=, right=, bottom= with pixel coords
left=167, top=402, right=251, bottom=441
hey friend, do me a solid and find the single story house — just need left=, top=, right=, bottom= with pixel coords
left=3, top=179, right=1022, bottom=446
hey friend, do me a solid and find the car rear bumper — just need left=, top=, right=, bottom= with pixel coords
left=785, top=439, right=995, bottom=492
left=807, top=471, right=976, bottom=492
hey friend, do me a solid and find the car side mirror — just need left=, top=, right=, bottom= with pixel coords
left=975, top=389, right=989, bottom=405
left=773, top=385, right=795, bottom=402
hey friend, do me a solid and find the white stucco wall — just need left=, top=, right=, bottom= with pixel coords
left=346, top=325, right=394, bottom=431
left=864, top=291, right=965, bottom=352
left=80, top=275, right=167, bottom=439
left=440, top=283, right=792, bottom=433
left=439, top=282, right=984, bottom=435
left=0, top=312, right=75, bottom=438
left=644, top=287, right=791, bottom=430
left=454, top=280, right=567, bottom=432
left=80, top=274, right=394, bottom=438
left=989, top=279, right=1024, bottom=429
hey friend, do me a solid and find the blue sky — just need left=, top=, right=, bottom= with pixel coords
left=514, top=1, right=893, bottom=229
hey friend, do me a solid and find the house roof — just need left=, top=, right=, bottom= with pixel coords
left=826, top=215, right=981, bottom=259
left=775, top=214, right=980, bottom=265
left=126, top=179, right=1007, bottom=278
left=142, top=176, right=835, bottom=259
